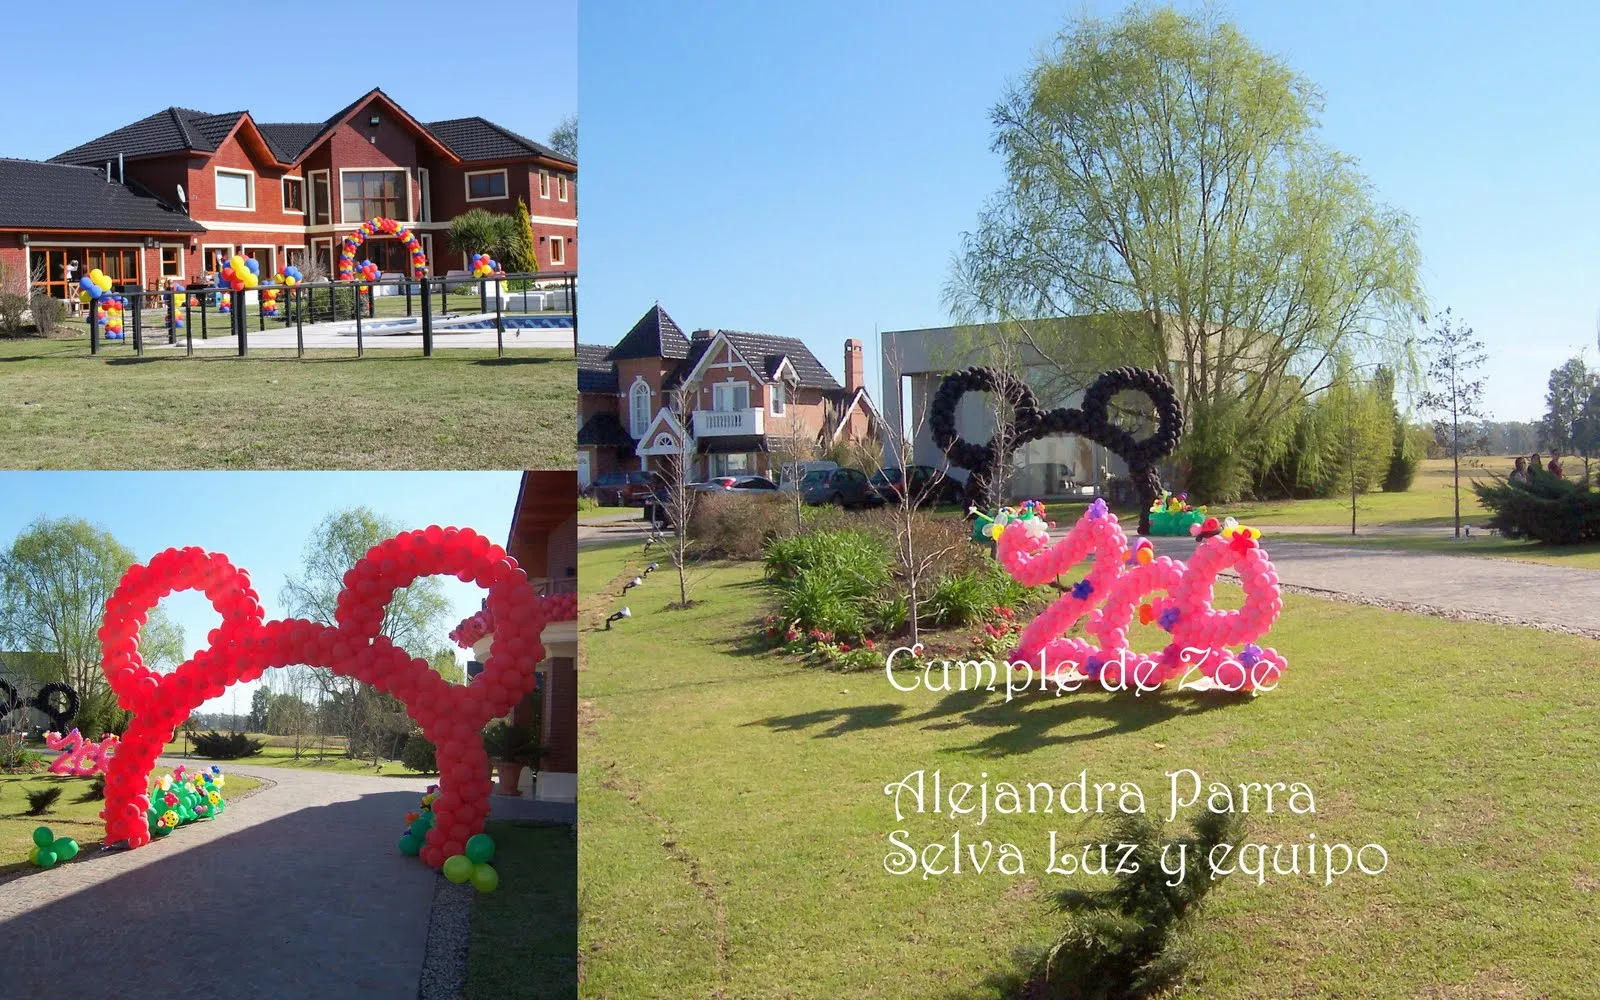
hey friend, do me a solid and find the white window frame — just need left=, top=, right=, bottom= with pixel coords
left=213, top=166, right=255, bottom=212
left=337, top=167, right=413, bottom=225
left=307, top=169, right=332, bottom=226
left=201, top=243, right=235, bottom=274
left=464, top=167, right=510, bottom=203
left=538, top=168, right=551, bottom=199
left=770, top=381, right=786, bottom=416
left=421, top=233, right=433, bottom=270
left=311, top=237, right=335, bottom=271
left=240, top=244, right=276, bottom=278
left=418, top=167, right=431, bottom=222
left=158, top=244, right=186, bottom=282
left=713, top=381, right=750, bottom=413
left=549, top=235, right=565, bottom=266
left=281, top=244, right=306, bottom=270
left=280, top=176, right=305, bottom=215
left=557, top=174, right=568, bottom=202
left=629, top=379, right=653, bottom=439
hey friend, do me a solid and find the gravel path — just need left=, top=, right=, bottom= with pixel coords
left=0, top=758, right=436, bottom=1000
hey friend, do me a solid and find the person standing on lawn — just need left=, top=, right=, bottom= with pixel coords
left=1509, top=456, right=1529, bottom=485
left=1548, top=450, right=1564, bottom=479
left=1529, top=452, right=1545, bottom=476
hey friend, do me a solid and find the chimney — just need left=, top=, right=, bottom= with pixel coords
left=691, top=328, right=714, bottom=342
left=844, top=338, right=864, bottom=393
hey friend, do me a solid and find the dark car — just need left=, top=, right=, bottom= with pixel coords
left=800, top=468, right=880, bottom=507
left=869, top=465, right=960, bottom=506
left=653, top=475, right=781, bottom=525
left=583, top=471, right=658, bottom=506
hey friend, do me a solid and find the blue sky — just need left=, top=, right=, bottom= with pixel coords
left=0, top=472, right=524, bottom=713
left=579, top=0, right=1600, bottom=421
left=0, top=0, right=575, bottom=163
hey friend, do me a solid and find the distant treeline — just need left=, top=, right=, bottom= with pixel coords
left=1425, top=420, right=1541, bottom=459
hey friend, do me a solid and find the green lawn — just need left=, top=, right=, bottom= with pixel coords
left=0, top=336, right=574, bottom=469
left=161, top=734, right=429, bottom=777
left=578, top=505, right=637, bottom=523
left=578, top=546, right=1600, bottom=998
left=466, top=821, right=577, bottom=1000
left=1212, top=456, right=1513, bottom=527
left=1, top=769, right=262, bottom=871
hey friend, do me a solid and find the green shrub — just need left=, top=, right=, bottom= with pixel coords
left=26, top=786, right=63, bottom=816
left=1383, top=422, right=1427, bottom=492
left=1474, top=474, right=1600, bottom=544
left=868, top=595, right=910, bottom=636
left=76, top=775, right=106, bottom=802
left=777, top=571, right=870, bottom=639
left=192, top=731, right=265, bottom=760
left=400, top=730, right=438, bottom=773
left=577, top=495, right=599, bottom=512
left=924, top=570, right=994, bottom=627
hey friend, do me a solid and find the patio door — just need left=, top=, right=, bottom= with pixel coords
left=86, top=248, right=139, bottom=289
left=28, top=249, right=75, bottom=299
left=713, top=382, right=749, bottom=413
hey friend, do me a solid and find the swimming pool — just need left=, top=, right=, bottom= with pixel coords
left=334, top=313, right=574, bottom=337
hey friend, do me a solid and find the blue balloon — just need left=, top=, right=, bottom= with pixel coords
left=245, top=258, right=259, bottom=274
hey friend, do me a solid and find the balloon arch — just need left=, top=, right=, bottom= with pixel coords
left=338, top=217, right=429, bottom=280
left=99, top=527, right=576, bottom=868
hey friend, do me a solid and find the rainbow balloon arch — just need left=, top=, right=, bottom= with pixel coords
left=98, top=527, right=577, bottom=867
left=338, top=217, right=429, bottom=281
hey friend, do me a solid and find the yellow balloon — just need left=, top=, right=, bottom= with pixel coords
left=89, top=268, right=104, bottom=280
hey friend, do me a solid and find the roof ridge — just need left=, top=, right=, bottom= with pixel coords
left=0, top=156, right=101, bottom=170
left=167, top=107, right=196, bottom=150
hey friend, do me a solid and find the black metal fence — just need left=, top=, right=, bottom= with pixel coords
left=82, top=270, right=576, bottom=359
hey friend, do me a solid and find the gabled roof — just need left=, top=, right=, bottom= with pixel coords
left=719, top=331, right=840, bottom=391
left=608, top=305, right=690, bottom=362
left=576, top=344, right=618, bottom=394
left=270, top=87, right=459, bottom=167
left=0, top=158, right=205, bottom=232
left=255, top=122, right=324, bottom=162
left=51, top=107, right=247, bottom=165
left=426, top=117, right=574, bottom=166
left=577, top=412, right=634, bottom=448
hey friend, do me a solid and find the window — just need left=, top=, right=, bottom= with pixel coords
left=629, top=382, right=652, bottom=438
left=557, top=174, right=568, bottom=201
left=770, top=382, right=786, bottom=415
left=363, top=238, right=414, bottom=275
left=203, top=246, right=234, bottom=273
left=713, top=382, right=749, bottom=412
left=86, top=249, right=139, bottom=285
left=160, top=247, right=182, bottom=279
left=549, top=236, right=565, bottom=266
left=341, top=170, right=407, bottom=223
left=310, top=171, right=331, bottom=226
left=215, top=168, right=253, bottom=210
left=466, top=169, right=508, bottom=201
left=418, top=167, right=431, bottom=222
left=281, top=176, right=304, bottom=213
left=538, top=169, right=550, bottom=199
left=243, top=247, right=274, bottom=278
left=284, top=247, right=306, bottom=268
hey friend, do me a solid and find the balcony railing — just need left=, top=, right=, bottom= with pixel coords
left=692, top=408, right=765, bottom=437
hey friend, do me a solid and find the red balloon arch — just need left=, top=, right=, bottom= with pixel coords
left=337, top=216, right=429, bottom=280
left=98, top=527, right=576, bottom=868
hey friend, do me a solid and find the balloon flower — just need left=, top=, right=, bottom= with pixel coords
left=970, top=499, right=1051, bottom=545
left=145, top=766, right=228, bottom=838
left=994, top=497, right=1287, bottom=693
left=27, top=826, right=81, bottom=869
left=470, top=254, right=503, bottom=279
left=1147, top=490, right=1207, bottom=536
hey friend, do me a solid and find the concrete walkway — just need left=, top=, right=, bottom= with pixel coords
left=0, top=759, right=436, bottom=999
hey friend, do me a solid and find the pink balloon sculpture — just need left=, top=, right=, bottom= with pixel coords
left=996, top=498, right=1287, bottom=692
left=45, top=728, right=119, bottom=776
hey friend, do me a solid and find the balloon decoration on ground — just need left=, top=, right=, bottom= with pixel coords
left=216, top=254, right=261, bottom=291
left=970, top=499, right=1049, bottom=546
left=78, top=269, right=125, bottom=339
left=398, top=786, right=499, bottom=892
left=147, top=764, right=227, bottom=837
left=1147, top=490, right=1207, bottom=536
left=27, top=826, right=80, bottom=869
left=98, top=527, right=577, bottom=867
left=994, top=498, right=1287, bottom=693
left=45, top=728, right=118, bottom=776
left=338, top=217, right=428, bottom=280
left=931, top=366, right=1184, bottom=535
left=470, top=254, right=503, bottom=279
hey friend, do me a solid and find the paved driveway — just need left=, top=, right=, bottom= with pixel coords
left=0, top=759, right=436, bottom=999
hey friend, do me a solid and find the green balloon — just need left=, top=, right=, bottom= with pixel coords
left=442, top=854, right=474, bottom=883
left=398, top=834, right=421, bottom=856
left=464, top=834, right=495, bottom=865
left=410, top=818, right=430, bottom=839
left=52, top=838, right=79, bottom=861
left=31, top=826, right=53, bottom=849
left=470, top=863, right=499, bottom=893
left=34, top=848, right=57, bottom=868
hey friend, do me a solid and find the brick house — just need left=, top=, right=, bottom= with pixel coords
left=0, top=88, right=574, bottom=298
left=577, top=304, right=880, bottom=486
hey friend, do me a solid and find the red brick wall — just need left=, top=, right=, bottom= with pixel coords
left=0, top=243, right=25, bottom=292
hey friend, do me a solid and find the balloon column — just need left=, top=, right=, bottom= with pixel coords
left=338, top=217, right=428, bottom=280
left=932, top=366, right=1184, bottom=535
left=994, top=498, right=1287, bottom=693
left=470, top=254, right=503, bottom=279
left=398, top=786, right=500, bottom=892
left=97, top=528, right=577, bottom=865
left=77, top=269, right=129, bottom=340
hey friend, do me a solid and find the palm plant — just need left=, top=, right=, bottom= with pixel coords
left=447, top=210, right=531, bottom=273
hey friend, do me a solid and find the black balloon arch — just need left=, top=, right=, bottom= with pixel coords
left=929, top=366, right=1184, bottom=535
left=0, top=676, right=80, bottom=732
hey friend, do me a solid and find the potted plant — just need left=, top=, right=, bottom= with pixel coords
left=482, top=721, right=542, bottom=796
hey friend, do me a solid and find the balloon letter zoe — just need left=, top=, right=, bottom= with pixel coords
left=98, top=527, right=577, bottom=865
left=996, top=499, right=1287, bottom=693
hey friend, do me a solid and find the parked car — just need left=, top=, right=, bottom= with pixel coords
left=583, top=470, right=659, bottom=506
left=654, top=475, right=781, bottom=524
left=869, top=465, right=961, bottom=506
left=800, top=468, right=880, bottom=507
left=778, top=460, right=838, bottom=490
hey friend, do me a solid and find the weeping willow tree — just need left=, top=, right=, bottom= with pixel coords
left=946, top=5, right=1425, bottom=502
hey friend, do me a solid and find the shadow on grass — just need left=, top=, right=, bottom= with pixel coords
left=470, top=355, right=568, bottom=366
left=747, top=684, right=1244, bottom=756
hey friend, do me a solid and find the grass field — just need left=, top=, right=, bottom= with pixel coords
left=161, top=733, right=429, bottom=777
left=0, top=769, right=262, bottom=871
left=577, top=545, right=1600, bottom=998
left=0, top=336, right=574, bottom=469
left=578, top=505, right=636, bottom=523
left=1211, top=455, right=1513, bottom=527
left=467, top=821, right=577, bottom=1000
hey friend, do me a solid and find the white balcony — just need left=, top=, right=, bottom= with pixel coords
left=693, top=408, right=765, bottom=437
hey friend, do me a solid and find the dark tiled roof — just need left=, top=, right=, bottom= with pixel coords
left=51, top=108, right=245, bottom=165
left=255, top=122, right=323, bottom=162
left=426, top=117, right=573, bottom=165
left=576, top=344, right=617, bottom=393
left=608, top=305, right=689, bottom=362
left=577, top=412, right=634, bottom=448
left=659, top=329, right=840, bottom=392
left=0, top=159, right=205, bottom=232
